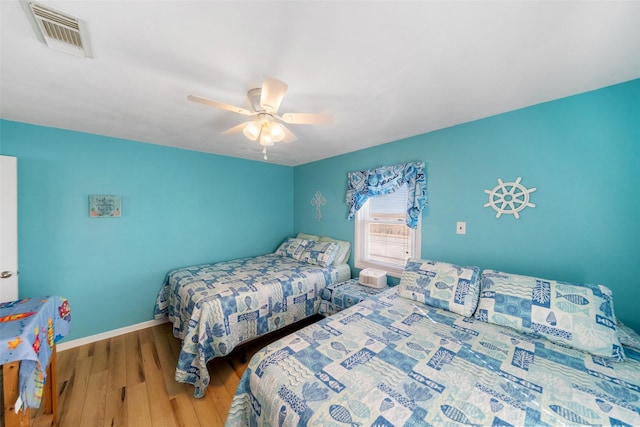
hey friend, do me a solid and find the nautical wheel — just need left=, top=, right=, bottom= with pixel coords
left=484, top=177, right=536, bottom=219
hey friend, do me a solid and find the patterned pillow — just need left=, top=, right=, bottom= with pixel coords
left=318, top=236, right=351, bottom=265
left=618, top=322, right=640, bottom=351
left=296, top=232, right=321, bottom=242
left=299, top=241, right=340, bottom=267
left=274, top=238, right=310, bottom=260
left=397, top=258, right=481, bottom=317
left=474, top=270, right=625, bottom=361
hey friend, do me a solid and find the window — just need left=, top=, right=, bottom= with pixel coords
left=355, top=184, right=421, bottom=277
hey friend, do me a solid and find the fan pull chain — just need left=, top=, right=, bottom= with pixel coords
left=263, top=147, right=268, bottom=160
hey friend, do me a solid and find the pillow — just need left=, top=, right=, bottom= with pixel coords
left=474, top=270, right=625, bottom=361
left=296, top=233, right=321, bottom=242
left=618, top=322, right=640, bottom=351
left=318, top=236, right=351, bottom=265
left=298, top=241, right=340, bottom=267
left=274, top=238, right=310, bottom=260
left=397, top=258, right=481, bottom=317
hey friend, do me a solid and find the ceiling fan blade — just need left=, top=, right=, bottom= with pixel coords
left=222, top=122, right=248, bottom=135
left=280, top=112, right=333, bottom=125
left=187, top=94, right=253, bottom=116
left=281, top=125, right=298, bottom=143
left=260, top=77, right=288, bottom=113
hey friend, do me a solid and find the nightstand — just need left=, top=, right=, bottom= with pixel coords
left=319, top=278, right=388, bottom=315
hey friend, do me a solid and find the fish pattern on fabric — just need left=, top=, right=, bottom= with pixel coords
left=397, top=258, right=481, bottom=317
left=225, top=289, right=640, bottom=427
left=153, top=253, right=341, bottom=398
left=318, top=279, right=388, bottom=316
left=475, top=270, right=625, bottom=361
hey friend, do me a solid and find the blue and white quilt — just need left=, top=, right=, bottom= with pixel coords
left=154, top=254, right=343, bottom=398
left=226, top=289, right=640, bottom=426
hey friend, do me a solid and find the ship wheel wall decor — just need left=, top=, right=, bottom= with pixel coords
left=484, top=177, right=536, bottom=219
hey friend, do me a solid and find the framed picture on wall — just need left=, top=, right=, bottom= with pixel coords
left=89, top=195, right=121, bottom=217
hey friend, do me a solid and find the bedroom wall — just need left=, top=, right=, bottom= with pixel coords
left=0, top=120, right=294, bottom=341
left=293, top=78, right=640, bottom=332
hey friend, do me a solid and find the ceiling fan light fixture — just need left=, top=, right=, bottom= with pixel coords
left=188, top=76, right=329, bottom=160
left=242, top=121, right=260, bottom=140
left=270, top=122, right=285, bottom=142
left=260, top=127, right=274, bottom=146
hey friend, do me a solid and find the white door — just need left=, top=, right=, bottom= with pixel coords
left=0, top=155, right=18, bottom=302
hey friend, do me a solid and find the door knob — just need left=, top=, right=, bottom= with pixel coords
left=1, top=271, right=12, bottom=279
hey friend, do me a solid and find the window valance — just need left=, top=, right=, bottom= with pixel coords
left=346, top=161, right=427, bottom=228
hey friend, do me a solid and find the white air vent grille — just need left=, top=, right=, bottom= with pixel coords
left=32, top=4, right=82, bottom=47
left=23, top=1, right=93, bottom=58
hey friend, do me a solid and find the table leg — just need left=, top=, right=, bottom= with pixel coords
left=2, top=361, right=31, bottom=427
left=44, top=346, right=58, bottom=425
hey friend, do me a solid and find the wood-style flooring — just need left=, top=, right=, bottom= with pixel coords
left=32, top=315, right=322, bottom=427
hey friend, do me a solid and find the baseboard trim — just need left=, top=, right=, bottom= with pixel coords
left=57, top=318, right=169, bottom=351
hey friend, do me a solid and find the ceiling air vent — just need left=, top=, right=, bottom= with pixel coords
left=21, top=1, right=93, bottom=58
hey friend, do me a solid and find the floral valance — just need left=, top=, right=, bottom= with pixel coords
left=346, top=161, right=427, bottom=228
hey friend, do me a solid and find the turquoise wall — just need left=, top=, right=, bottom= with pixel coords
left=0, top=120, right=294, bottom=341
left=1, top=79, right=638, bottom=340
left=294, top=79, right=640, bottom=332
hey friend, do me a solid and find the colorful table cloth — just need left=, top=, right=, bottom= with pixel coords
left=0, top=296, right=71, bottom=409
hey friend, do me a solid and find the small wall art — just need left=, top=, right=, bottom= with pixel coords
left=89, top=195, right=121, bottom=218
left=310, top=191, right=326, bottom=222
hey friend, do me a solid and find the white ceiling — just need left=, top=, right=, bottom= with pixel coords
left=2, top=1, right=639, bottom=166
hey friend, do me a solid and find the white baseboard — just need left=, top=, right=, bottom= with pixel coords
left=56, top=318, right=169, bottom=351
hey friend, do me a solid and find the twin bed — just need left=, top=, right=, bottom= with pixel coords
left=153, top=236, right=350, bottom=398
left=154, top=240, right=640, bottom=426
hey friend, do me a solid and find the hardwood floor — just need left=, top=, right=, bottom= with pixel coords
left=33, top=315, right=322, bottom=427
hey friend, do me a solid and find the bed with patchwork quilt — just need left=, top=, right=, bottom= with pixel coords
left=153, top=237, right=351, bottom=398
left=226, top=259, right=640, bottom=426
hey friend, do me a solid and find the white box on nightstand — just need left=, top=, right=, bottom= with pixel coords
left=358, top=268, right=387, bottom=289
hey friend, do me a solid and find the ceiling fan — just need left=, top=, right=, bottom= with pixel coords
left=188, top=77, right=332, bottom=160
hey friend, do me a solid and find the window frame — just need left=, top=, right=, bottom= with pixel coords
left=354, top=191, right=421, bottom=278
